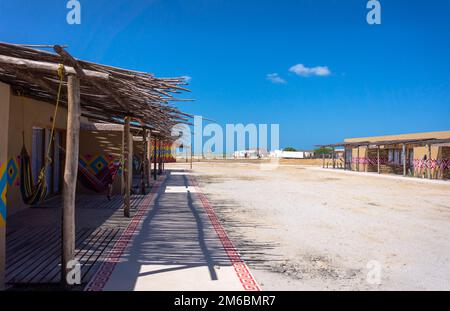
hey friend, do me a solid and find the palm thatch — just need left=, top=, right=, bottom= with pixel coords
left=0, top=42, right=192, bottom=139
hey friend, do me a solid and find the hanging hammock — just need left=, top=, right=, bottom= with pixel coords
left=19, top=64, right=64, bottom=206
left=77, top=160, right=121, bottom=199
left=56, top=144, right=121, bottom=199
left=20, top=146, right=48, bottom=206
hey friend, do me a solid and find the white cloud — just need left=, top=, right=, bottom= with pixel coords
left=289, top=64, right=331, bottom=77
left=266, top=73, right=286, bottom=84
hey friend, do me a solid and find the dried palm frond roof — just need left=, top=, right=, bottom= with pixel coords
left=0, top=42, right=192, bottom=139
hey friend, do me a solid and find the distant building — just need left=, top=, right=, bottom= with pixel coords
left=270, top=150, right=315, bottom=159
left=234, top=149, right=269, bottom=159
left=319, top=130, right=450, bottom=180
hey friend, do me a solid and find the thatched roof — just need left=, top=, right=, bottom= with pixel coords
left=0, top=42, right=192, bottom=139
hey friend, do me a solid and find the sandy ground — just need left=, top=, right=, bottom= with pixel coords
left=168, top=161, right=450, bottom=291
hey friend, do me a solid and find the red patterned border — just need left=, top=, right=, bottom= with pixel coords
left=85, top=176, right=166, bottom=291
left=188, top=175, right=261, bottom=291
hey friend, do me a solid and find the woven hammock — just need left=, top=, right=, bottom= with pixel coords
left=20, top=145, right=121, bottom=205
left=77, top=162, right=121, bottom=196
left=20, top=146, right=48, bottom=206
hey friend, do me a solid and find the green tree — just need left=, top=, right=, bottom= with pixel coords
left=314, top=147, right=333, bottom=155
left=283, top=147, right=297, bottom=152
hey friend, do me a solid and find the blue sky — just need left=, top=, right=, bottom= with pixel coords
left=1, top=0, right=449, bottom=150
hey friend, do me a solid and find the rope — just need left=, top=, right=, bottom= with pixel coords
left=36, top=63, right=65, bottom=187
left=44, top=63, right=65, bottom=167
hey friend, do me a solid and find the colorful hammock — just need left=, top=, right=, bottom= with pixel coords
left=77, top=161, right=121, bottom=197
left=20, top=146, right=121, bottom=205
left=19, top=64, right=65, bottom=206
left=20, top=146, right=48, bottom=206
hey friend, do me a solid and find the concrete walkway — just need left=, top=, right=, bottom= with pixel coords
left=86, top=170, right=259, bottom=291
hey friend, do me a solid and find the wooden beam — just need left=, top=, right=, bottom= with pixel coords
left=53, top=45, right=86, bottom=78
left=123, top=117, right=131, bottom=218
left=61, top=75, right=80, bottom=286
left=0, top=54, right=109, bottom=80
left=53, top=46, right=129, bottom=111
left=322, top=152, right=325, bottom=169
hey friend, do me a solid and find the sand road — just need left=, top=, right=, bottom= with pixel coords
left=172, top=161, right=450, bottom=290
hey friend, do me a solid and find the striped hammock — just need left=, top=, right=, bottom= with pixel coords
left=20, top=146, right=48, bottom=206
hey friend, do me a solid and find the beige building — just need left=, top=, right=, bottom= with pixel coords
left=320, top=131, right=450, bottom=180
left=2, top=87, right=134, bottom=218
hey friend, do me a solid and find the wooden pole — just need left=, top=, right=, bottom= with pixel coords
left=357, top=147, right=360, bottom=172
left=190, top=146, right=193, bottom=170
left=322, top=152, right=325, bottom=168
left=402, top=144, right=407, bottom=177
left=147, top=131, right=151, bottom=185
left=377, top=146, right=381, bottom=174
left=365, top=145, right=369, bottom=172
left=62, top=75, right=80, bottom=286
left=123, top=117, right=131, bottom=218
left=343, top=147, right=347, bottom=170
left=158, top=140, right=162, bottom=175
left=153, top=138, right=157, bottom=180
left=427, top=144, right=432, bottom=179
left=162, top=142, right=165, bottom=172
left=332, top=147, right=336, bottom=169
left=141, top=129, right=147, bottom=194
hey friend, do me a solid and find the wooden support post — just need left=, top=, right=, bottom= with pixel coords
left=123, top=117, right=131, bottom=218
left=365, top=145, right=369, bottom=172
left=332, top=147, right=336, bottom=169
left=402, top=144, right=407, bottom=177
left=62, top=75, right=80, bottom=286
left=377, top=146, right=381, bottom=174
left=141, top=129, right=147, bottom=194
left=357, top=147, right=360, bottom=172
left=147, top=131, right=151, bottom=186
left=343, top=148, right=347, bottom=170
left=322, top=152, right=325, bottom=168
left=427, top=144, right=432, bottom=179
left=153, top=138, right=157, bottom=180
left=190, top=146, right=193, bottom=170
left=162, top=142, right=165, bottom=172
left=158, top=140, right=162, bottom=175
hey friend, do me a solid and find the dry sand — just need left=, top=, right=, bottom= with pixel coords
left=169, top=161, right=450, bottom=291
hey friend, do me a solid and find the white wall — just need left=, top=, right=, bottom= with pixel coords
left=271, top=150, right=314, bottom=159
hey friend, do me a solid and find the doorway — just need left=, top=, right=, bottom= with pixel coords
left=31, top=127, right=63, bottom=197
